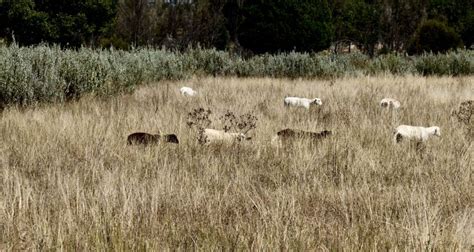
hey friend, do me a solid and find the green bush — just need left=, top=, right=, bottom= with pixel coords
left=369, top=54, right=415, bottom=75
left=0, top=44, right=473, bottom=107
left=99, top=36, right=129, bottom=50
left=414, top=51, right=473, bottom=76
left=408, top=20, right=463, bottom=55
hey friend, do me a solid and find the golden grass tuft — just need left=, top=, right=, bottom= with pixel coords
left=0, top=76, right=473, bottom=250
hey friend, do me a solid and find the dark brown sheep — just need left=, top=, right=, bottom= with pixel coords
left=272, top=128, right=332, bottom=147
left=277, top=128, right=332, bottom=139
left=127, top=132, right=179, bottom=145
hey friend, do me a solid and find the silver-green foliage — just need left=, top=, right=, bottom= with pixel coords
left=0, top=44, right=473, bottom=107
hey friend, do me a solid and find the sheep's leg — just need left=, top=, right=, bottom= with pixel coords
left=415, top=141, right=426, bottom=154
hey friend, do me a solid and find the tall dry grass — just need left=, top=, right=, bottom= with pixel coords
left=0, top=76, right=473, bottom=250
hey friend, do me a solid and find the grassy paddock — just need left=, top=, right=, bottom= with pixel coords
left=0, top=76, right=473, bottom=250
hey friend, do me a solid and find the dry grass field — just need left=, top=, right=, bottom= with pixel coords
left=0, top=76, right=473, bottom=250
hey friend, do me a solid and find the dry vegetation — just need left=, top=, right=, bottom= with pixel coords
left=0, top=76, right=473, bottom=250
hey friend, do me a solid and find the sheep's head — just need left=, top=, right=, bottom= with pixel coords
left=165, top=134, right=179, bottom=144
left=431, top=126, right=441, bottom=137
left=380, top=101, right=388, bottom=107
left=311, top=98, right=322, bottom=106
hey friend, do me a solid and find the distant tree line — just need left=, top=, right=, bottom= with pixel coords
left=0, top=0, right=472, bottom=55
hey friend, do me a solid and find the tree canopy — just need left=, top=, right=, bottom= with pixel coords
left=238, top=0, right=333, bottom=53
left=0, top=0, right=472, bottom=54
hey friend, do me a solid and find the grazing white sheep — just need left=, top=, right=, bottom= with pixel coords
left=380, top=98, right=401, bottom=109
left=393, top=125, right=441, bottom=143
left=284, top=97, right=322, bottom=109
left=180, top=86, right=197, bottom=96
left=203, top=129, right=249, bottom=144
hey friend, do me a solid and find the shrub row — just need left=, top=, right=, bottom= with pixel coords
left=0, top=44, right=473, bottom=107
